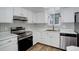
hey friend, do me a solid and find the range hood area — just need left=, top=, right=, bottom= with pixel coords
left=13, top=16, right=28, bottom=21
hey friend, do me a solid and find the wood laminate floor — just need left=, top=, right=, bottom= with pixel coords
left=27, top=42, right=65, bottom=51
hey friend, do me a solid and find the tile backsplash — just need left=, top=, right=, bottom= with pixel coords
left=0, top=23, right=11, bottom=32
left=0, top=20, right=75, bottom=32
left=0, top=20, right=28, bottom=32
left=60, top=22, right=75, bottom=31
left=0, top=21, right=48, bottom=32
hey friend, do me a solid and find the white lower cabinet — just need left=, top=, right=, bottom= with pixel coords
left=0, top=37, right=18, bottom=51
left=0, top=42, right=17, bottom=51
left=46, top=32, right=60, bottom=47
left=33, top=31, right=40, bottom=45
left=33, top=31, right=60, bottom=48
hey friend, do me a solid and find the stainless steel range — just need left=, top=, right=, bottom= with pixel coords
left=11, top=27, right=33, bottom=51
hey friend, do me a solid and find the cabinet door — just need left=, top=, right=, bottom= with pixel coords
left=31, top=13, right=36, bottom=23
left=39, top=32, right=48, bottom=44
left=21, top=8, right=27, bottom=17
left=13, top=7, right=22, bottom=16
left=0, top=7, right=13, bottom=23
left=46, top=32, right=60, bottom=47
left=33, top=31, right=40, bottom=45
left=27, top=11, right=33, bottom=23
left=0, top=37, right=18, bottom=51
left=61, top=8, right=74, bottom=23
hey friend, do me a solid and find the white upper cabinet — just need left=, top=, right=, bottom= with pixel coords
left=60, top=8, right=74, bottom=23
left=31, top=11, right=46, bottom=23
left=0, top=7, right=13, bottom=23
left=13, top=7, right=34, bottom=23
left=13, top=7, right=48, bottom=23
left=21, top=8, right=27, bottom=17
left=13, top=7, right=22, bottom=16
left=60, top=7, right=79, bottom=23
left=13, top=7, right=27, bottom=17
left=36, top=12, right=46, bottom=23
left=27, top=10, right=33, bottom=23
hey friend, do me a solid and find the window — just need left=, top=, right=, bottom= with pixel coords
left=49, top=13, right=60, bottom=25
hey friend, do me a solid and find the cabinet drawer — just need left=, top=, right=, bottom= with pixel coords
left=0, top=43, right=18, bottom=51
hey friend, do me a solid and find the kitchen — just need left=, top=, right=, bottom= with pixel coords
left=0, top=7, right=79, bottom=51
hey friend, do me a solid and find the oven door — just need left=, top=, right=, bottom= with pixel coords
left=18, top=36, right=33, bottom=51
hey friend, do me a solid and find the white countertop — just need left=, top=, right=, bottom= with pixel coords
left=0, top=32, right=18, bottom=40
left=60, top=29, right=77, bottom=34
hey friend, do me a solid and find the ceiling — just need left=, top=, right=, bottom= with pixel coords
left=24, top=7, right=45, bottom=13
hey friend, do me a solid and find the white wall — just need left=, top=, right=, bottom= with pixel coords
left=21, top=8, right=36, bottom=23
